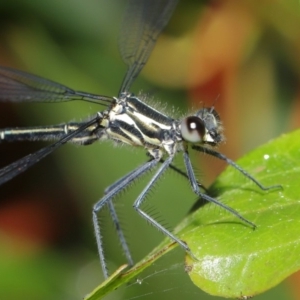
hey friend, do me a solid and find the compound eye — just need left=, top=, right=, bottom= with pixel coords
left=181, top=116, right=205, bottom=143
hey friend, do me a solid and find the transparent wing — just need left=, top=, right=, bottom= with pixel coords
left=118, top=0, right=178, bottom=94
left=0, top=66, right=113, bottom=106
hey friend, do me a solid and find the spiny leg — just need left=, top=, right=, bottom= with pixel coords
left=133, top=156, right=196, bottom=259
left=102, top=159, right=184, bottom=272
left=192, top=145, right=282, bottom=191
left=165, top=160, right=208, bottom=193
left=102, top=158, right=206, bottom=267
left=107, top=200, right=133, bottom=268
left=183, top=151, right=256, bottom=228
left=93, top=158, right=160, bottom=278
left=104, top=159, right=207, bottom=194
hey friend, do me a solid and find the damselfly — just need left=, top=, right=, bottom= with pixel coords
left=0, top=0, right=279, bottom=279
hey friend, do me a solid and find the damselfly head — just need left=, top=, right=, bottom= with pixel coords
left=180, top=107, right=224, bottom=146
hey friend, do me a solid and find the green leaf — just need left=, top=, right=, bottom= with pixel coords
left=181, top=129, right=300, bottom=298
left=84, top=243, right=177, bottom=300
left=86, top=129, right=300, bottom=299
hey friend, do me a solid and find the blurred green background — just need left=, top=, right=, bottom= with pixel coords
left=0, top=0, right=299, bottom=299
